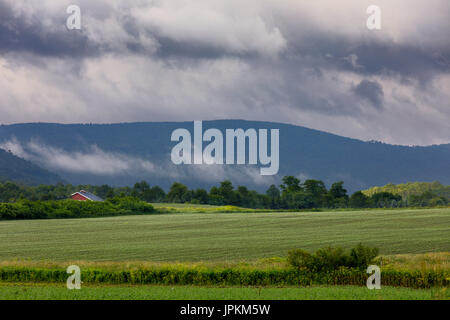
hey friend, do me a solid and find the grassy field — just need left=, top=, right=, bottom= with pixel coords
left=0, top=208, right=448, bottom=262
left=0, top=282, right=447, bottom=300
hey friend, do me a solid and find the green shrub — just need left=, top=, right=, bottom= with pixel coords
left=287, top=249, right=314, bottom=270
left=288, top=244, right=379, bottom=272
left=313, top=246, right=350, bottom=272
left=349, top=243, right=379, bottom=269
left=108, top=197, right=155, bottom=213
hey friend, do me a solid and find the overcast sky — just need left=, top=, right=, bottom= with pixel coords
left=0, top=0, right=449, bottom=146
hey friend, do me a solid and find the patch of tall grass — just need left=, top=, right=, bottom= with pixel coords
left=0, top=264, right=447, bottom=288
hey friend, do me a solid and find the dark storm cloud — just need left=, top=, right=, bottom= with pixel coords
left=0, top=0, right=448, bottom=84
left=0, top=0, right=251, bottom=60
left=0, top=0, right=449, bottom=145
left=283, top=31, right=450, bottom=85
left=154, top=36, right=225, bottom=59
left=345, top=42, right=450, bottom=84
left=0, top=1, right=99, bottom=58
left=352, top=80, right=384, bottom=109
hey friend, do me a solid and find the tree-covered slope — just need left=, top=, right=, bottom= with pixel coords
left=362, top=181, right=450, bottom=200
left=0, top=148, right=62, bottom=185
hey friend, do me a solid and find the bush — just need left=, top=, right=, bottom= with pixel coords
left=288, top=244, right=379, bottom=272
left=287, top=249, right=314, bottom=270
left=313, top=247, right=350, bottom=272
left=349, top=243, right=379, bottom=269
left=108, top=197, right=155, bottom=213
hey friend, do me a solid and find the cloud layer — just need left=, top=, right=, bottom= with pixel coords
left=0, top=138, right=273, bottom=186
left=0, top=0, right=449, bottom=145
left=0, top=139, right=157, bottom=175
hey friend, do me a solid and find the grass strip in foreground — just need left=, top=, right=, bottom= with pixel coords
left=0, top=283, right=448, bottom=300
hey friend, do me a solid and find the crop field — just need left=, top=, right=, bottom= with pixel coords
left=0, top=207, right=448, bottom=300
left=0, top=208, right=448, bottom=262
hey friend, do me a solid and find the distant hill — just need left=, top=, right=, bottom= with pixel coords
left=362, top=181, right=450, bottom=200
left=0, top=148, right=62, bottom=185
left=0, top=120, right=449, bottom=192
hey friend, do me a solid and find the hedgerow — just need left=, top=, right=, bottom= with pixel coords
left=0, top=266, right=447, bottom=288
left=0, top=197, right=155, bottom=220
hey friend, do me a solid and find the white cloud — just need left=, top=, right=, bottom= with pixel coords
left=0, top=139, right=158, bottom=176
left=132, top=0, right=286, bottom=57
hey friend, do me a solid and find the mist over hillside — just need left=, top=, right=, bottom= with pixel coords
left=0, top=120, right=449, bottom=192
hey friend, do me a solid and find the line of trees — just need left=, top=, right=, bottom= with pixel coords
left=0, top=177, right=448, bottom=209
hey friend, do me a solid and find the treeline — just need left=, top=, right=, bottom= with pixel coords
left=0, top=177, right=448, bottom=210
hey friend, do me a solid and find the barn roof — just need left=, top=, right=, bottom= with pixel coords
left=71, top=190, right=104, bottom=202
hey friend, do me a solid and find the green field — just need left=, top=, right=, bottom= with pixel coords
left=0, top=283, right=446, bottom=300
left=0, top=207, right=449, bottom=300
left=0, top=208, right=448, bottom=262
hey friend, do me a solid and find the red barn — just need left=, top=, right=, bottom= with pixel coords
left=70, top=190, right=104, bottom=202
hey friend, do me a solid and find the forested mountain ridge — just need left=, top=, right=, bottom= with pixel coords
left=0, top=120, right=449, bottom=192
